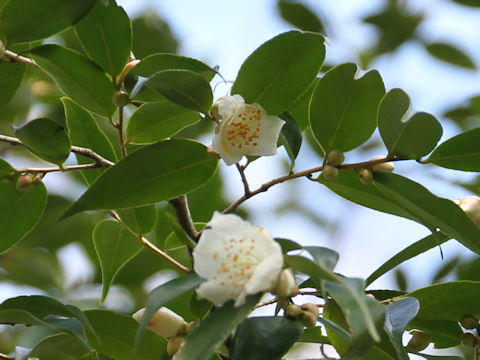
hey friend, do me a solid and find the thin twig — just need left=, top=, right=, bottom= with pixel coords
left=110, top=211, right=192, bottom=273
left=116, top=107, right=127, bottom=158
left=168, top=195, right=199, bottom=241
left=0, top=353, right=15, bottom=360
left=15, top=162, right=106, bottom=174
left=3, top=49, right=38, bottom=68
left=236, top=163, right=251, bottom=194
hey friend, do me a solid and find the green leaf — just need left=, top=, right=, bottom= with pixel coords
left=29, top=44, right=117, bottom=116
left=409, top=319, right=463, bottom=349
left=0, top=158, right=15, bottom=180
left=30, top=333, right=90, bottom=360
left=131, top=53, right=216, bottom=81
left=232, top=30, right=325, bottom=115
left=285, top=254, right=339, bottom=282
left=366, top=233, right=451, bottom=286
left=142, top=69, right=213, bottom=113
left=303, top=246, right=339, bottom=271
left=417, top=355, right=464, bottom=360
left=0, top=0, right=96, bottom=44
left=116, top=205, right=157, bottom=235
left=384, top=297, right=420, bottom=360
left=378, top=88, right=443, bottom=158
left=126, top=101, right=200, bottom=144
left=275, top=238, right=303, bottom=253
left=277, top=0, right=325, bottom=33
left=309, top=63, right=385, bottom=154
left=231, top=317, right=304, bottom=360
left=14, top=117, right=70, bottom=165
left=62, top=139, right=218, bottom=218
left=278, top=112, right=302, bottom=171
left=0, top=178, right=46, bottom=253
left=135, top=274, right=205, bottom=352
left=298, top=326, right=330, bottom=343
left=62, top=97, right=116, bottom=184
left=425, top=42, right=476, bottom=69
left=427, top=128, right=480, bottom=171
left=0, top=61, right=24, bottom=107
left=374, top=172, right=480, bottom=255
left=288, top=78, right=318, bottom=130
left=93, top=220, right=143, bottom=302
left=86, top=309, right=168, bottom=360
left=74, top=0, right=132, bottom=76
left=451, top=0, right=480, bottom=6
left=174, top=295, right=261, bottom=360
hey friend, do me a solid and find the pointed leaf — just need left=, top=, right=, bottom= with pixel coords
left=174, top=295, right=261, bottom=360
left=126, top=101, right=200, bottom=144
left=14, top=117, right=70, bottom=165
left=75, top=0, right=132, bottom=76
left=93, top=220, right=143, bottom=302
left=309, top=63, right=385, bottom=154
left=278, top=112, right=302, bottom=171
left=285, top=254, right=339, bottom=282
left=62, top=97, right=116, bottom=184
left=427, top=127, right=480, bottom=171
left=0, top=178, right=46, bottom=253
left=231, top=317, right=304, bottom=360
left=378, top=88, right=442, bottom=158
left=425, top=42, right=476, bottom=70
left=62, top=139, right=218, bottom=217
left=116, top=205, right=157, bottom=235
left=277, top=0, right=325, bottom=33
left=232, top=30, right=325, bottom=114
left=30, top=333, right=90, bottom=360
left=30, top=44, right=117, bottom=116
left=0, top=0, right=96, bottom=44
left=0, top=159, right=14, bottom=180
left=142, top=69, right=212, bottom=113
left=374, top=172, right=480, bottom=255
left=0, top=61, right=24, bottom=107
left=303, top=246, right=339, bottom=271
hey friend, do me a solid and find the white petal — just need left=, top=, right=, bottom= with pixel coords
left=245, top=248, right=284, bottom=295
left=217, top=94, right=245, bottom=120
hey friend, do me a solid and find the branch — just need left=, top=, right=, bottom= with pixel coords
left=0, top=354, right=15, bottom=360
left=110, top=211, right=192, bottom=273
left=168, top=195, right=199, bottom=241
left=14, top=162, right=107, bottom=174
left=3, top=49, right=39, bottom=68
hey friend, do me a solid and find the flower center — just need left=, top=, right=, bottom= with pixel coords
left=225, top=107, right=262, bottom=150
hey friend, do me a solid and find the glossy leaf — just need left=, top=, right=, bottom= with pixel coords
left=285, top=254, right=339, bottom=282
left=303, top=246, right=339, bottom=271
left=298, top=326, right=330, bottom=344
left=0, top=178, right=46, bottom=253
left=75, top=0, right=131, bottom=76
left=14, top=117, right=70, bottom=165
left=427, top=127, right=480, bottom=171
left=131, top=53, right=216, bottom=80
left=62, top=97, right=116, bottom=184
left=384, top=297, right=420, bottom=360
left=0, top=158, right=14, bottom=180
left=93, top=220, right=143, bottom=302
left=378, top=88, right=442, bottom=158
left=30, top=44, right=117, bottom=116
left=135, top=274, right=205, bottom=352
left=410, top=319, right=463, bottom=349
left=232, top=30, right=325, bottom=115
left=277, top=0, right=324, bottom=33
left=231, top=317, right=304, bottom=360
left=126, top=101, right=200, bottom=144
left=425, top=42, right=476, bottom=69
left=366, top=232, right=451, bottom=286
left=86, top=310, right=168, bottom=360
left=62, top=139, right=218, bottom=217
left=0, top=0, right=96, bottom=44
left=278, top=112, right=302, bottom=171
left=288, top=78, right=318, bottom=130
left=116, top=205, right=157, bottom=235
left=0, top=61, right=24, bottom=107
left=30, top=333, right=90, bottom=360
left=374, top=172, right=480, bottom=255
left=175, top=295, right=261, bottom=360
left=309, top=63, right=385, bottom=154
left=142, top=69, right=212, bottom=113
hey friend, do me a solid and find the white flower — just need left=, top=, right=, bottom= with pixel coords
left=193, top=212, right=284, bottom=307
left=211, top=95, right=285, bottom=165
left=132, top=307, right=186, bottom=337
left=456, top=195, right=480, bottom=227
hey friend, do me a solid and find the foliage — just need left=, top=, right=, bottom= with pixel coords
left=0, top=0, right=480, bottom=359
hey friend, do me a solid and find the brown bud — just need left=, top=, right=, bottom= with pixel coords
left=16, top=174, right=37, bottom=192
left=406, top=331, right=430, bottom=352
left=322, top=164, right=339, bottom=181
left=358, top=168, right=374, bottom=184
left=461, top=332, right=477, bottom=347
left=112, top=91, right=130, bottom=107
left=326, top=150, right=345, bottom=166
left=285, top=304, right=303, bottom=319
left=460, top=315, right=479, bottom=329
left=301, top=303, right=319, bottom=328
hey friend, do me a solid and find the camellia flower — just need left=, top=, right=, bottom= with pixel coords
left=132, top=307, right=186, bottom=337
left=211, top=95, right=285, bottom=165
left=193, top=212, right=284, bottom=307
left=456, top=195, right=480, bottom=226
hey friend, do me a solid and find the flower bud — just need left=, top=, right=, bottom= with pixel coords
left=322, top=164, right=339, bottom=181
left=461, top=332, right=477, bottom=347
left=210, top=97, right=224, bottom=120
left=456, top=196, right=480, bottom=227
left=358, top=168, right=374, bottom=184
left=301, top=303, right=319, bottom=328
left=112, top=91, right=130, bottom=107
left=271, top=269, right=298, bottom=298
left=369, top=155, right=395, bottom=172
left=285, top=304, right=303, bottom=319
left=460, top=315, right=479, bottom=329
left=326, top=150, right=345, bottom=166
left=133, top=307, right=186, bottom=337
left=406, top=331, right=430, bottom=352
left=167, top=336, right=186, bottom=356
left=16, top=174, right=37, bottom=192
